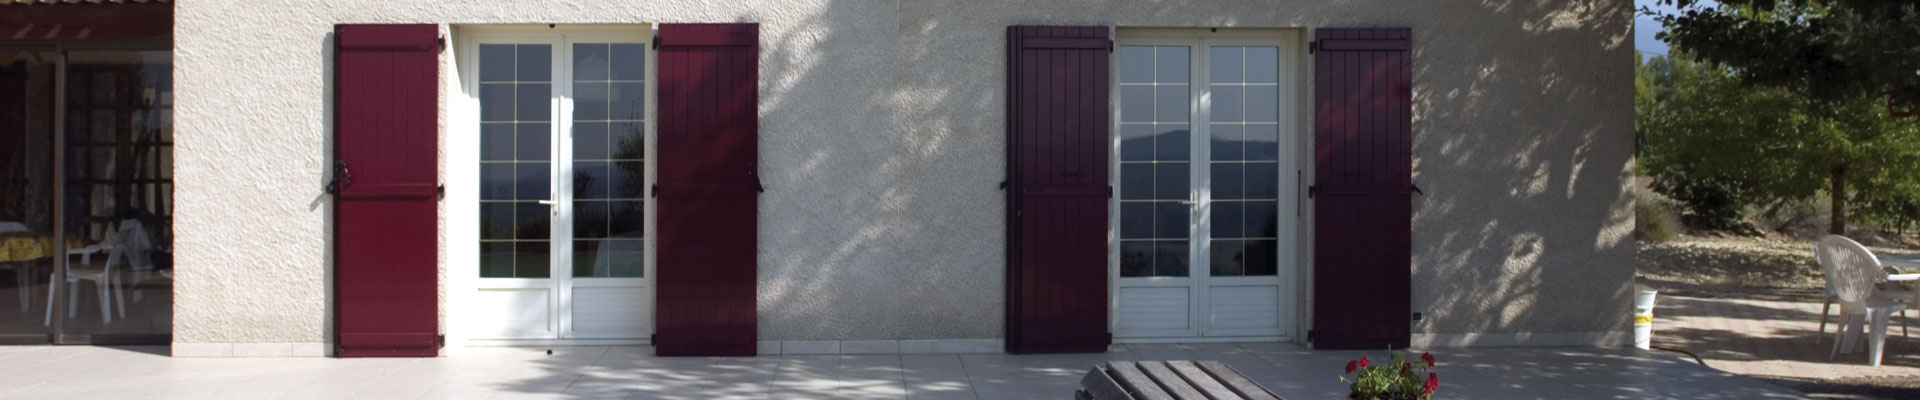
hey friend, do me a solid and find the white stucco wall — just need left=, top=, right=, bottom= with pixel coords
left=172, top=0, right=1635, bottom=353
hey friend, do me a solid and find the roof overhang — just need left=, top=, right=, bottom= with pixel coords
left=1, top=1, right=173, bottom=45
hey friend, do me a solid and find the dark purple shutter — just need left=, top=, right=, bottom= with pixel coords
left=1311, top=28, right=1413, bottom=349
left=1004, top=26, right=1111, bottom=354
left=653, top=23, right=760, bottom=357
left=332, top=24, right=440, bottom=357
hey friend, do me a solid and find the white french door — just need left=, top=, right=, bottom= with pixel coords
left=465, top=29, right=654, bottom=342
left=1111, top=32, right=1299, bottom=340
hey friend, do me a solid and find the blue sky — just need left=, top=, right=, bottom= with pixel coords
left=1637, top=0, right=1715, bottom=58
left=1635, top=7, right=1669, bottom=57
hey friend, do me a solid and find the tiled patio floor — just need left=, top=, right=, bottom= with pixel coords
left=1656, top=293, right=1920, bottom=397
left=0, top=343, right=1797, bottom=399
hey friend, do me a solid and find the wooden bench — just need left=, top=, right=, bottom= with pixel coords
left=1076, top=360, right=1284, bottom=400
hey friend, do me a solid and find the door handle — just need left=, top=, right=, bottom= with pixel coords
left=537, top=199, right=557, bottom=205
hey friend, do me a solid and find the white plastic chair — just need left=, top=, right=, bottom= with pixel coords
left=1818, top=239, right=1915, bottom=343
left=1, top=221, right=34, bottom=312
left=113, top=219, right=158, bottom=302
left=43, top=223, right=130, bottom=326
left=1819, top=235, right=1910, bottom=366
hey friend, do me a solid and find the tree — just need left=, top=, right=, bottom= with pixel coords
left=1648, top=0, right=1920, bottom=234
left=1636, top=52, right=1920, bottom=232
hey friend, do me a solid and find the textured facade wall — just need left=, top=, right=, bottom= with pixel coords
left=172, top=0, right=1635, bottom=347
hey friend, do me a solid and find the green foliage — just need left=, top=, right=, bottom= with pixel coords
left=1636, top=187, right=1684, bottom=242
left=1635, top=51, right=1920, bottom=230
left=1649, top=0, right=1920, bottom=110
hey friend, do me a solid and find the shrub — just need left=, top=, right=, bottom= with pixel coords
left=1637, top=187, right=1683, bottom=242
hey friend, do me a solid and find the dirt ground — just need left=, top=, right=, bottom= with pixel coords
left=1638, top=234, right=1920, bottom=399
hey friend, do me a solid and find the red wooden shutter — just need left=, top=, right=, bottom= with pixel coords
left=332, top=24, right=441, bottom=357
left=1311, top=28, right=1413, bottom=349
left=1004, top=26, right=1111, bottom=354
left=654, top=23, right=760, bottom=357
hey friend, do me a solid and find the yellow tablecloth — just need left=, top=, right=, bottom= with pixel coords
left=0, top=234, right=86, bottom=263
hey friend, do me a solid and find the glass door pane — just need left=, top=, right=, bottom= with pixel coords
left=1206, top=46, right=1282, bottom=277
left=59, top=51, right=174, bottom=341
left=1117, top=45, right=1193, bottom=278
left=568, top=42, right=645, bottom=279
left=478, top=44, right=555, bottom=279
left=0, top=51, right=58, bottom=342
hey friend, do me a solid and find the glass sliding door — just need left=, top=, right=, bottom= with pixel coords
left=58, top=51, right=173, bottom=343
left=0, top=49, right=172, bottom=344
left=0, top=51, right=59, bottom=343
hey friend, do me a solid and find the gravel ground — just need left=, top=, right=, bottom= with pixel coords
left=1637, top=234, right=1919, bottom=300
left=1639, top=234, right=1920, bottom=399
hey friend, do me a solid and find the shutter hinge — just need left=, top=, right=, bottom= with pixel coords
left=1308, top=40, right=1316, bottom=54
left=436, top=184, right=445, bottom=200
left=999, top=180, right=1007, bottom=190
left=650, top=183, right=658, bottom=198
left=1108, top=185, right=1114, bottom=198
left=437, top=36, right=447, bottom=52
left=436, top=334, right=446, bottom=348
left=1307, top=185, right=1317, bottom=198
left=652, top=33, right=660, bottom=50
left=1108, top=39, right=1114, bottom=53
left=1307, top=329, right=1317, bottom=342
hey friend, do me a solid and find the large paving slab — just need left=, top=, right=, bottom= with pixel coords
left=0, top=343, right=1797, bottom=399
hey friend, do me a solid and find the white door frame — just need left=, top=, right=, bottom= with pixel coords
left=1109, top=28, right=1302, bottom=343
left=448, top=24, right=657, bottom=348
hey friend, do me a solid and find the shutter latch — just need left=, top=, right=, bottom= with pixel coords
left=749, top=163, right=766, bottom=193
left=1411, top=183, right=1424, bottom=196
left=324, top=160, right=352, bottom=195
left=1307, top=185, right=1316, bottom=198
left=436, top=184, right=446, bottom=200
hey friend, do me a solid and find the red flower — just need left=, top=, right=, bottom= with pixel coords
left=1357, top=357, right=1369, bottom=369
left=1345, top=360, right=1359, bottom=374
left=1424, top=372, right=1439, bottom=394
left=1421, top=352, right=1436, bottom=367
left=1401, top=362, right=1412, bottom=373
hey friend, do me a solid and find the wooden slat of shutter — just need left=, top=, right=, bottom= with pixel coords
left=1005, top=25, right=1111, bottom=354
left=1311, top=28, right=1413, bottom=350
left=653, top=23, right=760, bottom=357
left=333, top=23, right=440, bottom=358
